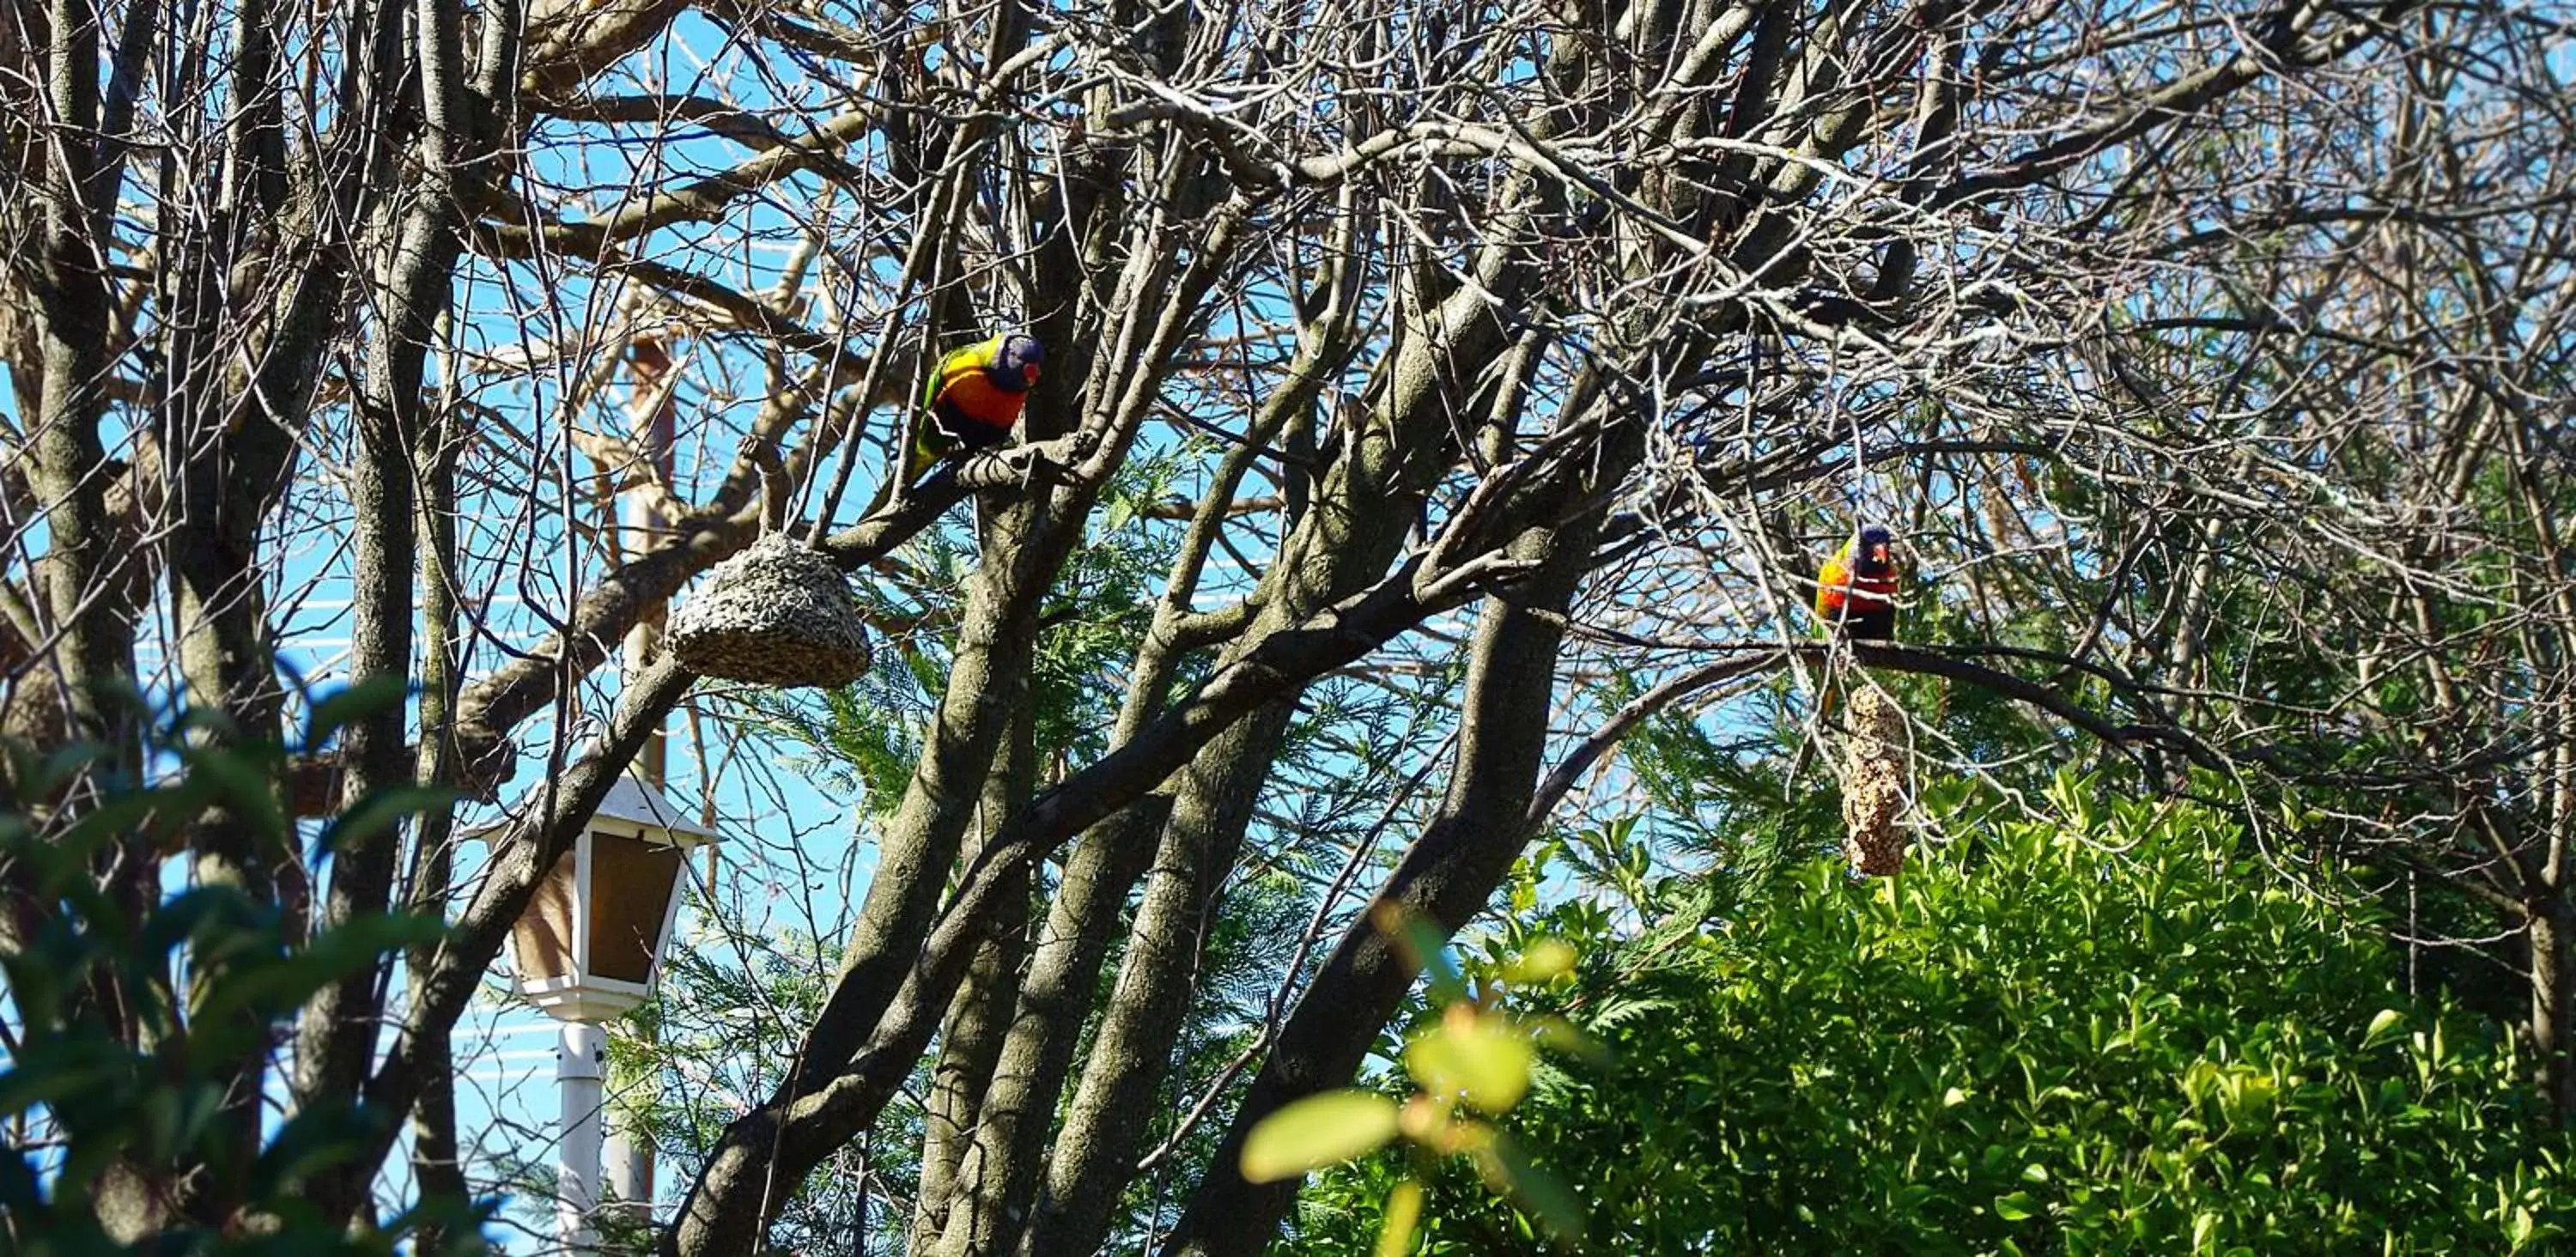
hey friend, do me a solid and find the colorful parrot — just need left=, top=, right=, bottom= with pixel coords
left=1814, top=522, right=1899, bottom=641
left=902, top=332, right=1044, bottom=485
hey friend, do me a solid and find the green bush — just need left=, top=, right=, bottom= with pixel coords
left=1304, top=779, right=2576, bottom=1254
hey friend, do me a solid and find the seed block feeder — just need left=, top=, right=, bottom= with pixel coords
left=1839, top=684, right=1912, bottom=877
left=472, top=772, right=718, bottom=1253
left=666, top=533, right=872, bottom=689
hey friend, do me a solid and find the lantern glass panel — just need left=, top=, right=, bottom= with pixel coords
left=513, top=853, right=580, bottom=981
left=588, top=832, right=684, bottom=984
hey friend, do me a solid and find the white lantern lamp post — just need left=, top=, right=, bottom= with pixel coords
left=476, top=772, right=717, bottom=1252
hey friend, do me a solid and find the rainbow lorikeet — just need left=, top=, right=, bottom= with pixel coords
left=902, top=332, right=1044, bottom=484
left=1814, top=523, right=1899, bottom=641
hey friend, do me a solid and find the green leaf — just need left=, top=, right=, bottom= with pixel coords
left=318, top=784, right=457, bottom=855
left=1372, top=903, right=1468, bottom=1005
left=1406, top=1011, right=1534, bottom=1113
left=1483, top=1133, right=1586, bottom=1246
left=1504, top=938, right=1577, bottom=984
left=2362, top=1008, right=2407, bottom=1050
left=307, top=674, right=412, bottom=746
left=1240, top=1090, right=1399, bottom=1183
left=1994, top=1190, right=2039, bottom=1222
left=1523, top=1015, right=1607, bottom=1065
left=1375, top=1179, right=1424, bottom=1257
left=251, top=1104, right=378, bottom=1198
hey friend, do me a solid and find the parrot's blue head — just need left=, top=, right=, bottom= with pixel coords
left=993, top=334, right=1045, bottom=392
left=1854, top=524, right=1896, bottom=575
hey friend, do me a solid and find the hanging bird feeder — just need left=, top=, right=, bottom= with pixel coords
left=666, top=533, right=872, bottom=689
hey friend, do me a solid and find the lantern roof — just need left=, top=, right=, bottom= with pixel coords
left=591, top=773, right=719, bottom=843
left=462, top=770, right=720, bottom=847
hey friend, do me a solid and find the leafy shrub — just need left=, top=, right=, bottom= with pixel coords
left=1305, top=779, right=2576, bottom=1254
left=0, top=701, right=487, bottom=1252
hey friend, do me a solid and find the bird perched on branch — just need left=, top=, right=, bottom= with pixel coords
left=1814, top=523, right=1899, bottom=642
left=903, top=331, right=1043, bottom=485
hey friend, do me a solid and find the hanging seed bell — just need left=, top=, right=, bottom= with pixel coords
left=1839, top=683, right=1911, bottom=877
left=666, top=534, right=872, bottom=689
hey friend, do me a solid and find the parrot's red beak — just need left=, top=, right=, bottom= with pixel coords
left=1868, top=543, right=1890, bottom=564
left=1022, top=364, right=1040, bottom=386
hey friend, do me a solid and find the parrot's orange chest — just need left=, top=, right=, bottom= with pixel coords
left=1818, top=562, right=1897, bottom=610
left=936, top=368, right=1028, bottom=435
left=1816, top=549, right=1899, bottom=635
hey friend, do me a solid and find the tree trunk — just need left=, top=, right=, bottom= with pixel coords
left=927, top=288, right=1357, bottom=1257
left=293, top=185, right=470, bottom=1230
left=406, top=407, right=471, bottom=1243
left=1161, top=504, right=1607, bottom=1257
left=1027, top=271, right=1514, bottom=1257
left=661, top=150, right=1242, bottom=1255
left=923, top=795, right=1169, bottom=1257
left=912, top=707, right=1040, bottom=1250
left=2535, top=898, right=2576, bottom=1118
left=1029, top=707, right=1296, bottom=1256
left=27, top=0, right=155, bottom=1229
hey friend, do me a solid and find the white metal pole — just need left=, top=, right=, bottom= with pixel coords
left=557, top=1021, right=608, bottom=1253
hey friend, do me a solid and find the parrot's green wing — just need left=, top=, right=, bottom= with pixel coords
left=905, top=343, right=971, bottom=484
